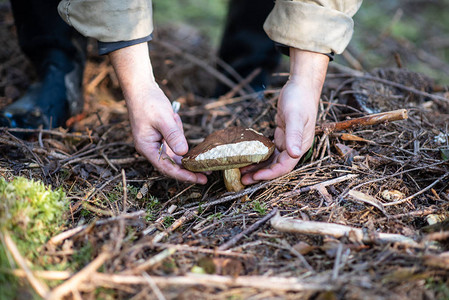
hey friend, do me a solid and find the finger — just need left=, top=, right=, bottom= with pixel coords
left=241, top=149, right=277, bottom=175
left=150, top=146, right=207, bottom=184
left=174, top=113, right=185, bottom=134
left=274, top=127, right=286, bottom=151
left=156, top=115, right=188, bottom=156
left=299, top=122, right=316, bottom=155
left=164, top=141, right=183, bottom=165
left=137, top=139, right=207, bottom=184
left=241, top=150, right=299, bottom=185
left=284, top=111, right=305, bottom=158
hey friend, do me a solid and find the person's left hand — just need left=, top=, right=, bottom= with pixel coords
left=241, top=79, right=318, bottom=185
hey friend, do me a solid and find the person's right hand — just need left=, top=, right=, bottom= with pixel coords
left=109, top=43, right=207, bottom=184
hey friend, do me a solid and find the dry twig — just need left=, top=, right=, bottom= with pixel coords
left=47, top=252, right=111, bottom=300
left=315, top=109, right=408, bottom=134
left=271, top=213, right=419, bottom=247
left=1, top=231, right=49, bottom=298
left=92, top=273, right=334, bottom=292
left=218, top=208, right=278, bottom=251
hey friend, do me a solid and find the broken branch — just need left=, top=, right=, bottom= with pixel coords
left=315, top=109, right=408, bottom=134
left=92, top=272, right=334, bottom=292
left=271, top=213, right=418, bottom=247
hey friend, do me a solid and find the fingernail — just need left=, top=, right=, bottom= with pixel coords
left=174, top=142, right=185, bottom=154
left=292, top=146, right=301, bottom=156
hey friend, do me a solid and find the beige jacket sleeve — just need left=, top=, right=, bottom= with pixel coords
left=57, top=0, right=153, bottom=42
left=264, top=0, right=362, bottom=54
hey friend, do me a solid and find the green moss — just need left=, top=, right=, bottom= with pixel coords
left=0, top=244, right=20, bottom=300
left=0, top=177, right=67, bottom=254
left=0, top=176, right=68, bottom=299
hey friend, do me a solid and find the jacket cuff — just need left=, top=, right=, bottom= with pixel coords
left=98, top=34, right=153, bottom=55
left=264, top=0, right=362, bottom=55
left=275, top=42, right=334, bottom=61
left=58, top=0, right=153, bottom=43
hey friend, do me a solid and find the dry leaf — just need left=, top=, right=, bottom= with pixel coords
left=335, top=143, right=359, bottom=164
left=292, top=241, right=315, bottom=255
left=340, top=133, right=371, bottom=143
left=197, top=257, right=243, bottom=277
left=381, top=190, right=405, bottom=201
left=348, top=190, right=387, bottom=216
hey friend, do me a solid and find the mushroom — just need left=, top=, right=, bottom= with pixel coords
left=182, top=127, right=275, bottom=192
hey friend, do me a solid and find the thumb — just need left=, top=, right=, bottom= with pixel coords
left=285, top=113, right=304, bottom=159
left=158, top=116, right=188, bottom=156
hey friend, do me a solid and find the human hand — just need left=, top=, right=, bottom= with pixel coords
left=109, top=43, right=207, bottom=184
left=129, top=87, right=207, bottom=184
left=241, top=49, right=329, bottom=185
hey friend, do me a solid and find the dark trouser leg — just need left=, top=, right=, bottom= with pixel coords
left=216, top=0, right=280, bottom=96
left=1, top=0, right=87, bottom=129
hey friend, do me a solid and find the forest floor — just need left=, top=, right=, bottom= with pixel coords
left=1, top=2, right=449, bottom=299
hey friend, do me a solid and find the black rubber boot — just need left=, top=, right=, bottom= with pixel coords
left=215, top=0, right=280, bottom=96
left=0, top=0, right=86, bottom=129
left=1, top=49, right=84, bottom=129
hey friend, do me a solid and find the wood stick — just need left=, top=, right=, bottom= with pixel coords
left=0, top=136, right=145, bottom=166
left=278, top=174, right=358, bottom=199
left=6, top=269, right=72, bottom=281
left=315, top=109, right=408, bottom=134
left=383, top=172, right=449, bottom=206
left=92, top=272, right=334, bottom=292
left=141, top=272, right=167, bottom=300
left=121, top=169, right=128, bottom=213
left=153, top=242, right=251, bottom=258
left=218, top=208, right=278, bottom=251
left=222, top=68, right=261, bottom=99
left=2, top=231, right=49, bottom=298
left=375, top=207, right=440, bottom=223
left=121, top=248, right=177, bottom=275
left=47, top=252, right=110, bottom=300
left=270, top=213, right=419, bottom=247
left=1, top=127, right=98, bottom=140
left=176, top=172, right=355, bottom=217
left=152, top=210, right=198, bottom=243
left=48, top=210, right=145, bottom=245
left=359, top=75, right=449, bottom=104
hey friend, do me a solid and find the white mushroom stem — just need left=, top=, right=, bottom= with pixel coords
left=223, top=168, right=245, bottom=192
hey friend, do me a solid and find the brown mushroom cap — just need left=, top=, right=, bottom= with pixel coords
left=182, top=127, right=275, bottom=172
